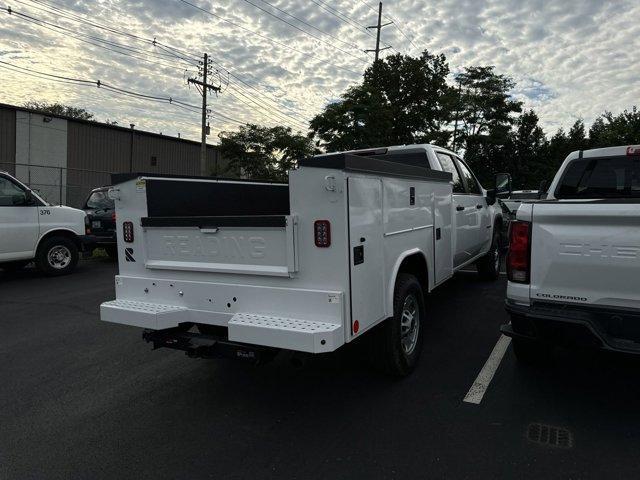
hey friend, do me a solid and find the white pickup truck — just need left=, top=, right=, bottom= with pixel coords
left=100, top=145, right=510, bottom=375
left=0, top=171, right=88, bottom=275
left=503, top=145, right=640, bottom=362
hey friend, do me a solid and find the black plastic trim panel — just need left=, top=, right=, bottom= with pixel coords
left=299, top=153, right=452, bottom=182
left=141, top=215, right=287, bottom=228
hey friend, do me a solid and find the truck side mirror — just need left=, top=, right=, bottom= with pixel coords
left=495, top=173, right=512, bottom=199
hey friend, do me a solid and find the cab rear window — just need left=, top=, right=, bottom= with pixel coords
left=555, top=156, right=640, bottom=199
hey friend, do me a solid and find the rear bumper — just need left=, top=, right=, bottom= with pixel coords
left=100, top=275, right=346, bottom=354
left=503, top=299, right=640, bottom=354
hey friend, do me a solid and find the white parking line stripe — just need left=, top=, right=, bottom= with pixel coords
left=463, top=334, right=512, bottom=405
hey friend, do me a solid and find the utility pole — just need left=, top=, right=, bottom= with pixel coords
left=188, top=53, right=220, bottom=175
left=365, top=2, right=391, bottom=62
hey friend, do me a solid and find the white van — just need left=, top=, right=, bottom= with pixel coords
left=0, top=171, right=88, bottom=275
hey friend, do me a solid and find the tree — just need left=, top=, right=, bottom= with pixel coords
left=508, top=110, right=548, bottom=188
left=589, top=107, right=640, bottom=148
left=218, top=124, right=315, bottom=181
left=452, top=66, right=523, bottom=185
left=310, top=51, right=455, bottom=150
left=22, top=101, right=95, bottom=121
left=453, top=66, right=522, bottom=144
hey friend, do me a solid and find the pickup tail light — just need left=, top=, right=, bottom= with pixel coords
left=507, top=221, right=531, bottom=283
left=626, top=146, right=640, bottom=156
left=123, top=221, right=134, bottom=243
left=314, top=220, right=331, bottom=248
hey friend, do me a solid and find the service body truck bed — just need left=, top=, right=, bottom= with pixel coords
left=503, top=145, right=640, bottom=360
left=101, top=145, right=505, bottom=374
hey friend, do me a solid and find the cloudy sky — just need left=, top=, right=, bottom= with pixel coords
left=1, top=0, right=639, bottom=144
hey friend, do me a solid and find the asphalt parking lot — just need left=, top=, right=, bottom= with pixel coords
left=2, top=259, right=640, bottom=479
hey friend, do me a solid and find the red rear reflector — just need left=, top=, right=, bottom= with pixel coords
left=507, top=221, right=531, bottom=284
left=123, top=221, right=134, bottom=243
left=353, top=320, right=360, bottom=334
left=314, top=220, right=331, bottom=247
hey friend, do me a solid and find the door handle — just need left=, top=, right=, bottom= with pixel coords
left=456, top=205, right=465, bottom=211
left=476, top=204, right=483, bottom=209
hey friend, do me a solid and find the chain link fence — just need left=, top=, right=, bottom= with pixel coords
left=0, top=162, right=112, bottom=208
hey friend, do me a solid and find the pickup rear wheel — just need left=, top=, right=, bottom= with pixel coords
left=476, top=230, right=501, bottom=281
left=35, top=236, right=79, bottom=276
left=375, top=273, right=425, bottom=376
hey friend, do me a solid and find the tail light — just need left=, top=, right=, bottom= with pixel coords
left=507, top=221, right=531, bottom=283
left=314, top=220, right=331, bottom=248
left=111, top=211, right=116, bottom=221
left=85, top=216, right=91, bottom=235
left=123, top=221, right=134, bottom=243
left=626, top=146, right=640, bottom=156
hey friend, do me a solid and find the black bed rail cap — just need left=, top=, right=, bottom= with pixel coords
left=298, top=153, right=452, bottom=182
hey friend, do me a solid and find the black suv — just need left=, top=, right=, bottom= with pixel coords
left=83, top=187, right=117, bottom=259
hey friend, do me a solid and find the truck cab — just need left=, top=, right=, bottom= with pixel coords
left=0, top=171, right=88, bottom=275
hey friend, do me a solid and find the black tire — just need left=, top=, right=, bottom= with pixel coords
left=104, top=245, right=118, bottom=260
left=512, top=338, right=553, bottom=366
left=476, top=229, right=501, bottom=281
left=35, top=236, right=79, bottom=276
left=1, top=260, right=30, bottom=272
left=375, top=273, right=425, bottom=376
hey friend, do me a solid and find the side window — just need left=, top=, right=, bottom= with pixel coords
left=0, top=176, right=28, bottom=207
left=456, top=159, right=482, bottom=195
left=436, top=153, right=465, bottom=194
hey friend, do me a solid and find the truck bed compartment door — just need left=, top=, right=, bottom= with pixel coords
left=348, top=177, right=384, bottom=334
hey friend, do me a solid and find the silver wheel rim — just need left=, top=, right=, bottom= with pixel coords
left=400, top=293, right=420, bottom=355
left=48, top=245, right=72, bottom=269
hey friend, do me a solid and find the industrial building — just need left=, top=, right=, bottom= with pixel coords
left=0, top=103, right=223, bottom=207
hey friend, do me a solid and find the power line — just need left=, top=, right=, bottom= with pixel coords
left=8, top=1, right=311, bottom=129
left=24, top=0, right=202, bottom=63
left=307, top=0, right=394, bottom=54
left=239, top=0, right=367, bottom=62
left=3, top=6, right=197, bottom=73
left=0, top=60, right=197, bottom=109
left=257, top=0, right=361, bottom=51
left=177, top=0, right=362, bottom=76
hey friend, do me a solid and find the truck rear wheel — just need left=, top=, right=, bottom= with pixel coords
left=375, top=273, right=425, bottom=376
left=476, top=230, right=501, bottom=281
left=35, top=236, right=79, bottom=276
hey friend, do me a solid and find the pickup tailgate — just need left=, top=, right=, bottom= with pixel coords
left=530, top=202, right=640, bottom=309
left=140, top=215, right=297, bottom=277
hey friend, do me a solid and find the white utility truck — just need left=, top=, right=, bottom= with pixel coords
left=101, top=145, right=509, bottom=375
left=504, top=145, right=640, bottom=362
left=0, top=171, right=88, bottom=275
